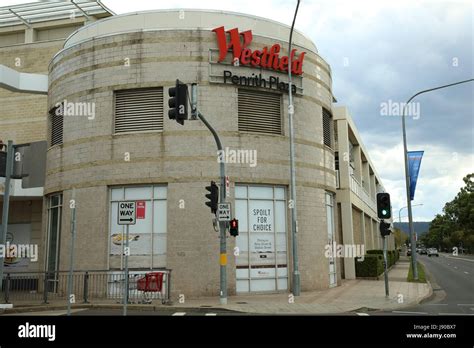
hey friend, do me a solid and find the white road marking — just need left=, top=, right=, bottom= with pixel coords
left=464, top=271, right=469, bottom=274
left=443, top=255, right=474, bottom=263
left=426, top=303, right=448, bottom=306
left=439, top=313, right=474, bottom=316
left=457, top=304, right=474, bottom=306
left=454, top=266, right=458, bottom=269
left=356, top=313, right=369, bottom=316
left=172, top=312, right=186, bottom=316
left=392, top=311, right=428, bottom=315
left=0, top=304, right=13, bottom=309
left=205, top=313, right=217, bottom=316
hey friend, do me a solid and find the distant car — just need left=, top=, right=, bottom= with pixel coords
left=407, top=249, right=411, bottom=256
left=420, top=248, right=427, bottom=255
left=428, top=248, right=439, bottom=257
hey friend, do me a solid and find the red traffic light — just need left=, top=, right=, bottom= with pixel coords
left=230, top=218, right=239, bottom=237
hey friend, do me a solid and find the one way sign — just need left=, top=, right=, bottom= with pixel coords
left=118, top=201, right=136, bottom=225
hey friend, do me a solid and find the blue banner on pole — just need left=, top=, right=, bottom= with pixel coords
left=408, top=150, right=424, bottom=201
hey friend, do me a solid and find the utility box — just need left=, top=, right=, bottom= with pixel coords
left=12, top=141, right=47, bottom=188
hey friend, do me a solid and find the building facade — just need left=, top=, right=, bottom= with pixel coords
left=1, top=3, right=393, bottom=300
left=0, top=0, right=113, bottom=273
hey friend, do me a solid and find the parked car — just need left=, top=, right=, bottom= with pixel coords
left=428, top=248, right=439, bottom=257
left=407, top=249, right=411, bottom=256
left=420, top=248, right=427, bottom=255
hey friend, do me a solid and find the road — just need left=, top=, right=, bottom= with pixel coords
left=376, top=252, right=474, bottom=316
left=2, top=253, right=472, bottom=317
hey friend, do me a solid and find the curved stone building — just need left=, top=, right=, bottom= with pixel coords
left=45, top=9, right=338, bottom=297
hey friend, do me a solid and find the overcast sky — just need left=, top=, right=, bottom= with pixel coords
left=4, top=0, right=473, bottom=222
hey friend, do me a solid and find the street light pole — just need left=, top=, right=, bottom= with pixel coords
left=288, top=0, right=301, bottom=296
left=401, top=78, right=473, bottom=280
left=398, top=204, right=423, bottom=223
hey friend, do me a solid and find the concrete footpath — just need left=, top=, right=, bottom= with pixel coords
left=1, top=258, right=431, bottom=315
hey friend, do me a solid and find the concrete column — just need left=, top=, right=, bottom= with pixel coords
left=361, top=211, right=366, bottom=249
left=336, top=119, right=351, bottom=190
left=370, top=218, right=375, bottom=250
left=341, top=201, right=355, bottom=279
left=370, top=173, right=376, bottom=200
left=362, top=161, right=370, bottom=192
left=25, top=28, right=36, bottom=43
left=353, top=145, right=362, bottom=183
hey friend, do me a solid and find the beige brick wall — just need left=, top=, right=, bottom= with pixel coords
left=0, top=40, right=63, bottom=144
left=352, top=206, right=362, bottom=246
left=46, top=28, right=336, bottom=297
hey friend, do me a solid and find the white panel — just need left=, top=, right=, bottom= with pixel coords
left=124, top=186, right=152, bottom=200
left=235, top=185, right=247, bottom=199
left=236, top=268, right=249, bottom=279
left=236, top=232, right=248, bottom=252
left=236, top=280, right=249, bottom=293
left=248, top=186, right=273, bottom=199
left=129, top=200, right=152, bottom=234
left=111, top=188, right=123, bottom=201
left=274, top=187, right=285, bottom=200
left=153, top=186, right=167, bottom=199
left=250, top=279, right=276, bottom=292
left=250, top=233, right=274, bottom=254
left=153, top=234, right=167, bottom=255
left=276, top=233, right=286, bottom=252
left=275, top=201, right=286, bottom=233
left=277, top=278, right=288, bottom=290
left=153, top=200, right=167, bottom=234
left=277, top=267, right=288, bottom=277
left=235, top=200, right=248, bottom=232
left=249, top=200, right=273, bottom=233
left=250, top=267, right=276, bottom=278
left=110, top=233, right=150, bottom=256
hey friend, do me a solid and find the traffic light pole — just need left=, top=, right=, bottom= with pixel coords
left=197, top=111, right=228, bottom=305
left=0, top=140, right=14, bottom=293
left=383, top=234, right=389, bottom=298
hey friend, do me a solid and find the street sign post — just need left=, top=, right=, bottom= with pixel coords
left=117, top=201, right=136, bottom=316
left=217, top=203, right=231, bottom=222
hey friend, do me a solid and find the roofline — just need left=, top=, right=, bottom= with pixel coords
left=62, top=8, right=317, bottom=52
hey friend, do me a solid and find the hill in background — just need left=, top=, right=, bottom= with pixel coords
left=393, top=221, right=431, bottom=236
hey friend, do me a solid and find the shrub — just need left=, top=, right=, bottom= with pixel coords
left=355, top=254, right=384, bottom=277
left=366, top=249, right=383, bottom=255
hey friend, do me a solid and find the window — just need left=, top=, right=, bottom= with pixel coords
left=49, top=105, right=63, bottom=146
left=326, top=192, right=337, bottom=287
left=109, top=185, right=167, bottom=269
left=114, top=87, right=164, bottom=133
left=238, top=89, right=282, bottom=135
left=235, top=185, right=288, bottom=292
left=323, top=108, right=333, bottom=148
left=46, top=194, right=62, bottom=291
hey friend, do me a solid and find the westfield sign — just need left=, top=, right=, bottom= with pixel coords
left=212, top=26, right=305, bottom=75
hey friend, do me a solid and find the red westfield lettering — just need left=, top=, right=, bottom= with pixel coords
left=212, top=26, right=305, bottom=75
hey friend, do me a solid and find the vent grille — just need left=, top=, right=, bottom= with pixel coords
left=238, top=89, right=282, bottom=135
left=114, top=88, right=163, bottom=133
left=323, top=108, right=333, bottom=148
left=50, top=106, right=63, bottom=146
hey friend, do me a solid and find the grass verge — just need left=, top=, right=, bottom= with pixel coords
left=407, top=259, right=427, bottom=283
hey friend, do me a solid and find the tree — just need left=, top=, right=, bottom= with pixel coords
left=393, top=227, right=408, bottom=249
left=425, top=173, right=474, bottom=253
